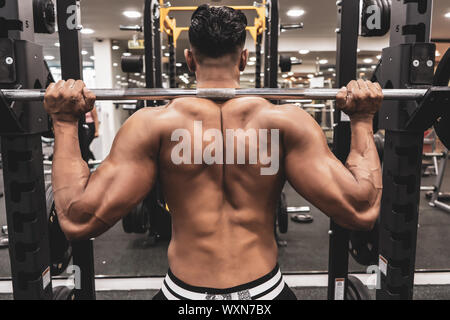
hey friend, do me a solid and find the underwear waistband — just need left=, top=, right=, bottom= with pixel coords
left=161, top=264, right=285, bottom=300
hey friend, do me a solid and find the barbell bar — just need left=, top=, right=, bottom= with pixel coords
left=0, top=87, right=436, bottom=102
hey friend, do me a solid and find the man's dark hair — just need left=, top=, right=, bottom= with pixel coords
left=189, top=5, right=248, bottom=58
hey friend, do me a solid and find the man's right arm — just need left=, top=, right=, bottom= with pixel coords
left=283, top=80, right=383, bottom=230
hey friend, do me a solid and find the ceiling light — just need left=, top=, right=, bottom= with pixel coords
left=376, top=55, right=382, bottom=59
left=290, top=57, right=297, bottom=61
left=445, top=12, right=450, bottom=18
left=319, top=59, right=328, bottom=65
left=287, top=9, right=305, bottom=17
left=80, top=28, right=94, bottom=35
left=134, top=73, right=140, bottom=76
left=288, top=72, right=294, bottom=76
left=328, top=68, right=335, bottom=72
left=54, top=42, right=60, bottom=47
left=360, top=68, right=367, bottom=71
left=249, top=57, right=257, bottom=62
left=248, top=61, right=255, bottom=66
left=164, top=52, right=170, bottom=57
left=116, top=75, right=121, bottom=79
left=90, top=56, right=96, bottom=60
left=112, top=45, right=120, bottom=50
left=371, top=65, right=377, bottom=69
left=282, top=74, right=288, bottom=78
left=44, top=55, right=55, bottom=61
left=299, top=49, right=310, bottom=55
left=81, top=50, right=88, bottom=55
left=307, top=74, right=314, bottom=78
left=363, top=58, right=373, bottom=63
left=123, top=11, right=142, bottom=19
left=176, top=63, right=182, bottom=67
left=123, top=52, right=132, bottom=57
left=357, top=48, right=361, bottom=53
left=113, top=63, right=118, bottom=67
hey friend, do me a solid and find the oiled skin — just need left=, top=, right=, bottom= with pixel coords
left=44, top=78, right=382, bottom=288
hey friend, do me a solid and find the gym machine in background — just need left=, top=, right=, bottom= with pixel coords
left=0, top=0, right=95, bottom=300
left=327, top=0, right=450, bottom=300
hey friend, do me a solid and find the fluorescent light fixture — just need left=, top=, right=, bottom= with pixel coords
left=164, top=52, right=170, bottom=57
left=44, top=55, right=55, bottom=61
left=134, top=73, right=140, bottom=76
left=288, top=72, right=294, bottom=76
left=80, top=28, right=94, bottom=34
left=123, top=52, right=132, bottom=57
left=176, top=63, right=182, bottom=67
left=81, top=50, right=88, bottom=55
left=307, top=74, right=314, bottom=78
left=357, top=48, right=361, bottom=53
left=371, top=65, right=377, bottom=69
left=112, top=45, right=120, bottom=50
left=319, top=59, right=328, bottom=65
left=328, top=68, right=335, bottom=72
left=113, top=63, right=119, bottom=67
left=54, top=42, right=60, bottom=47
left=445, top=12, right=450, bottom=18
left=290, top=57, right=297, bottom=61
left=249, top=57, right=257, bottom=62
left=248, top=61, right=256, bottom=66
left=116, top=75, right=121, bottom=79
left=376, top=55, right=382, bottom=59
left=287, top=9, right=305, bottom=17
left=123, top=11, right=142, bottom=19
left=90, top=56, right=96, bottom=60
left=363, top=58, right=373, bottom=63
left=282, top=74, right=288, bottom=78
left=299, top=49, right=310, bottom=55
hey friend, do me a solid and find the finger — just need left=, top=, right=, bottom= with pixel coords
left=336, top=87, right=347, bottom=108
left=73, top=80, right=85, bottom=92
left=64, top=79, right=76, bottom=90
left=46, top=82, right=56, bottom=94
left=347, top=80, right=358, bottom=91
left=357, top=79, right=368, bottom=91
left=366, top=80, right=378, bottom=95
left=55, top=80, right=66, bottom=90
left=374, top=82, right=382, bottom=92
left=83, top=87, right=96, bottom=110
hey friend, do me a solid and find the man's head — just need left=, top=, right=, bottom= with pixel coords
left=185, top=5, right=249, bottom=74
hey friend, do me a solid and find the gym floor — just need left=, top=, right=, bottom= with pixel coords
left=1, top=160, right=449, bottom=300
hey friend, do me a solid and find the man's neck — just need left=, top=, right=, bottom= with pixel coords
left=195, top=67, right=241, bottom=89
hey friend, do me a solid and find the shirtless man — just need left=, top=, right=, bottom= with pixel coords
left=44, top=5, right=382, bottom=300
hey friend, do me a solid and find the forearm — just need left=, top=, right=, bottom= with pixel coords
left=346, top=118, right=382, bottom=211
left=52, top=121, right=100, bottom=237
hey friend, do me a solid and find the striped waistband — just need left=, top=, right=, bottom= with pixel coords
left=161, top=265, right=285, bottom=300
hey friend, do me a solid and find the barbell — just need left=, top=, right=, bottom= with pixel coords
left=0, top=87, right=439, bottom=102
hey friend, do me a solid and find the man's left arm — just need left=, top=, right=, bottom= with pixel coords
left=45, top=80, right=159, bottom=241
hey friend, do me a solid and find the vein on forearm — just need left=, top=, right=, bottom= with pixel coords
left=345, top=121, right=382, bottom=209
left=52, top=121, right=93, bottom=222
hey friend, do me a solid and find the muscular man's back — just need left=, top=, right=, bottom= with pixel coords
left=155, top=97, right=286, bottom=288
